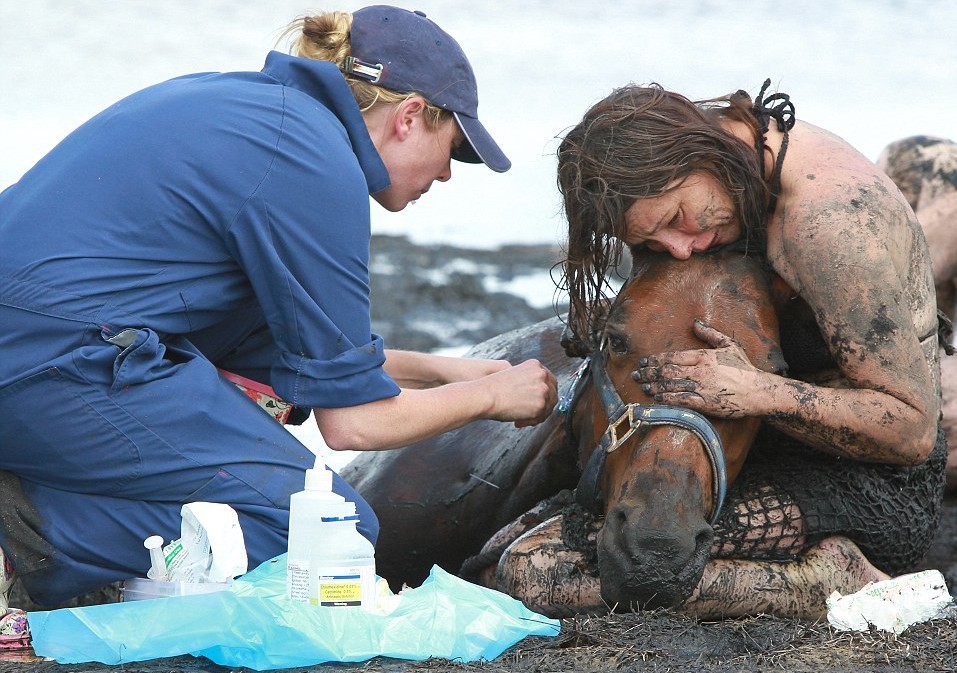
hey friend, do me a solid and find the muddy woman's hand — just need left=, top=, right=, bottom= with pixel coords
left=630, top=319, right=762, bottom=418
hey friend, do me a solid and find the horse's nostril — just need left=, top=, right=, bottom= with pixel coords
left=695, top=527, right=713, bottom=552
left=615, top=508, right=628, bottom=527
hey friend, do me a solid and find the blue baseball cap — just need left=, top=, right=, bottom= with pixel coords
left=345, top=5, right=511, bottom=173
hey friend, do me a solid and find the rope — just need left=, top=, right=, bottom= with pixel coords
left=751, top=78, right=795, bottom=217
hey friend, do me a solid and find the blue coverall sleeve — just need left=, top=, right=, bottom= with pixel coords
left=222, top=93, right=399, bottom=409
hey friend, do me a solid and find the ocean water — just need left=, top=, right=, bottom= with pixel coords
left=2, top=0, right=955, bottom=463
left=2, top=0, right=956, bottom=251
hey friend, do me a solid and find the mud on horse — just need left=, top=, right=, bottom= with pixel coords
left=342, top=247, right=786, bottom=614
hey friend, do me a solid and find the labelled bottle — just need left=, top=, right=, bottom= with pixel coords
left=310, top=501, right=376, bottom=611
left=286, top=459, right=346, bottom=602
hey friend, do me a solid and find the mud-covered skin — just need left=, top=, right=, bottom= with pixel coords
left=634, top=119, right=940, bottom=467
left=877, top=136, right=957, bottom=489
left=683, top=536, right=888, bottom=619
left=494, top=515, right=604, bottom=618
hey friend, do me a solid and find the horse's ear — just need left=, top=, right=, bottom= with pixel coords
left=561, top=299, right=613, bottom=358
left=560, top=321, right=591, bottom=359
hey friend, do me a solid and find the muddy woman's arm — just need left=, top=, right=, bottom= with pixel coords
left=637, top=125, right=940, bottom=466
left=758, top=189, right=937, bottom=463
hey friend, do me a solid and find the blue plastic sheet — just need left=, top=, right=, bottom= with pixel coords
left=28, top=555, right=560, bottom=670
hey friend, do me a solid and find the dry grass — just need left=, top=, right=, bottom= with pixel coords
left=7, top=609, right=954, bottom=673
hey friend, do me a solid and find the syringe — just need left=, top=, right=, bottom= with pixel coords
left=144, top=535, right=169, bottom=581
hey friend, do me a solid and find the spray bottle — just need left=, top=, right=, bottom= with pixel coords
left=286, top=458, right=346, bottom=602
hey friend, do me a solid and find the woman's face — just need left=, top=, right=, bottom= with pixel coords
left=372, top=111, right=463, bottom=212
left=623, top=172, right=741, bottom=259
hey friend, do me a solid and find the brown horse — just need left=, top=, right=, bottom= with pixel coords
left=342, top=248, right=786, bottom=610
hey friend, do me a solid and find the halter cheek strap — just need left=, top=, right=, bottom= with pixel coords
left=571, top=351, right=728, bottom=526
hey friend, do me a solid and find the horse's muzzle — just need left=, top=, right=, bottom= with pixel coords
left=596, top=501, right=713, bottom=609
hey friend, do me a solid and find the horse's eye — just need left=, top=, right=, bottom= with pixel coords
left=607, top=333, right=629, bottom=354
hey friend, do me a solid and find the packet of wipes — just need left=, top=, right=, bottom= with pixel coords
left=163, top=502, right=248, bottom=583
left=826, top=569, right=957, bottom=634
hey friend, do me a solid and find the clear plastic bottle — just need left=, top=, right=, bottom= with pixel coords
left=310, top=501, right=376, bottom=611
left=286, top=459, right=346, bottom=602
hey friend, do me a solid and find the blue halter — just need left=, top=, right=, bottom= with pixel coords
left=566, top=347, right=728, bottom=526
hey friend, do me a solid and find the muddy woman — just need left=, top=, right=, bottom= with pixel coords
left=495, top=81, right=947, bottom=618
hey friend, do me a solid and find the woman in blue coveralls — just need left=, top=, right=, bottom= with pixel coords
left=0, top=5, right=558, bottom=609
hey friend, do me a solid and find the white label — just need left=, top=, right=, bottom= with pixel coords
left=287, top=560, right=310, bottom=602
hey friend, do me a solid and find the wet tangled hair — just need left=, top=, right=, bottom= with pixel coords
left=281, top=12, right=452, bottom=130
left=557, top=84, right=771, bottom=348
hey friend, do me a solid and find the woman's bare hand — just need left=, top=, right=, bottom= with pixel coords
left=485, top=359, right=559, bottom=427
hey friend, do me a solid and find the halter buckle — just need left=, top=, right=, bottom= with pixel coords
left=606, top=404, right=642, bottom=453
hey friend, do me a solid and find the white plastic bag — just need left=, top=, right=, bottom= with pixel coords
left=826, top=569, right=957, bottom=634
left=164, top=502, right=247, bottom=583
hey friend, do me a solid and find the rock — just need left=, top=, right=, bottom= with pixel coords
left=369, top=234, right=565, bottom=352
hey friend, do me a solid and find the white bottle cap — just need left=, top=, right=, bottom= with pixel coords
left=304, top=459, right=333, bottom=492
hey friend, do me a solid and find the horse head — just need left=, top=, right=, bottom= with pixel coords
left=569, top=248, right=786, bottom=609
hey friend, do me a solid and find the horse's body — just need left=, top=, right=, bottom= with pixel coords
left=342, top=320, right=582, bottom=589
left=343, top=249, right=785, bottom=609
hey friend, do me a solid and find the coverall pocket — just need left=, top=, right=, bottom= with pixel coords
left=0, top=366, right=142, bottom=490
left=105, top=327, right=192, bottom=394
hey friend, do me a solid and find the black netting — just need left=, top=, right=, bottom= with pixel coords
left=710, top=485, right=808, bottom=560
left=711, top=423, right=947, bottom=574
left=559, top=502, right=601, bottom=575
